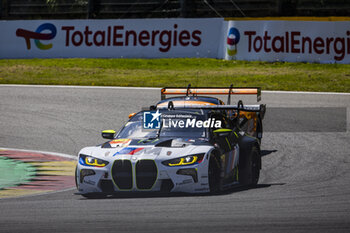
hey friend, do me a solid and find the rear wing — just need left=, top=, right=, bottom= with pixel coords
left=156, top=103, right=266, bottom=119
left=157, top=103, right=264, bottom=112
left=161, top=85, right=261, bottom=103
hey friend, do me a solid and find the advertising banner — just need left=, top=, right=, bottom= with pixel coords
left=0, top=19, right=222, bottom=59
left=222, top=20, right=350, bottom=64
left=1, top=18, right=349, bottom=63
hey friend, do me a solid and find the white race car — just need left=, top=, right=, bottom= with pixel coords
left=75, top=86, right=265, bottom=198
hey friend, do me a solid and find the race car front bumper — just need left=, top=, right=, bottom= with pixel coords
left=76, top=157, right=210, bottom=194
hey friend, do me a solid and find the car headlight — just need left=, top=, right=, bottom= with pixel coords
left=79, top=154, right=109, bottom=167
left=162, top=153, right=205, bottom=167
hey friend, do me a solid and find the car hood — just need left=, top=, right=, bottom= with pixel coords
left=78, top=137, right=213, bottom=162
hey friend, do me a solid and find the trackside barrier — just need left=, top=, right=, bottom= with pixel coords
left=0, top=17, right=349, bottom=63
left=222, top=18, right=350, bottom=63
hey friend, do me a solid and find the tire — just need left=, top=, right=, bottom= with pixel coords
left=208, top=154, right=221, bottom=193
left=74, top=165, right=78, bottom=189
left=239, top=146, right=260, bottom=186
left=254, top=117, right=262, bottom=145
left=251, top=147, right=260, bottom=186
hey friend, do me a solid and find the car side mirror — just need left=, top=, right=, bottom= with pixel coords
left=101, top=130, right=116, bottom=139
left=128, top=113, right=136, bottom=119
left=213, top=128, right=232, bottom=137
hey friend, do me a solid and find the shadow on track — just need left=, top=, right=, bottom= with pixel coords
left=261, top=149, right=278, bottom=157
left=76, top=183, right=286, bottom=200
left=76, top=149, right=282, bottom=200
left=216, top=182, right=285, bottom=196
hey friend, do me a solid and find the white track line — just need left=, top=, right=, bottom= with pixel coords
left=0, top=187, right=77, bottom=200
left=1, top=84, right=349, bottom=95
left=0, top=147, right=76, bottom=160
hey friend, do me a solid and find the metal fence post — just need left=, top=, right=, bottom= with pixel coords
left=180, top=0, right=195, bottom=18
left=278, top=0, right=297, bottom=16
left=0, top=0, right=6, bottom=19
left=3, top=0, right=8, bottom=19
left=87, top=0, right=94, bottom=19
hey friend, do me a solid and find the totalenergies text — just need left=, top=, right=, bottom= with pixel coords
left=244, top=30, right=350, bottom=61
left=61, top=24, right=202, bottom=52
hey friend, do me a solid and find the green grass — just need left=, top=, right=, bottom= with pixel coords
left=0, top=58, right=349, bottom=92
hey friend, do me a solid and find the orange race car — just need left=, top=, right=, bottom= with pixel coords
left=155, top=85, right=266, bottom=143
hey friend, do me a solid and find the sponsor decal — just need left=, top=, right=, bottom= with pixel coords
left=16, top=23, right=57, bottom=50
left=15, top=23, right=202, bottom=52
left=113, top=147, right=144, bottom=156
left=243, top=30, right=350, bottom=61
left=61, top=24, right=201, bottom=52
left=109, top=139, right=131, bottom=148
left=14, top=22, right=202, bottom=54
left=140, top=147, right=162, bottom=156
left=227, top=27, right=240, bottom=58
left=113, top=147, right=160, bottom=156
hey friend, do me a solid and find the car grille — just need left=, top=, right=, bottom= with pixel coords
left=111, top=160, right=133, bottom=190
left=135, top=160, right=158, bottom=190
left=111, top=159, right=158, bottom=190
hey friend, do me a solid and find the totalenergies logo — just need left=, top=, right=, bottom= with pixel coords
left=16, top=23, right=57, bottom=50
left=227, top=27, right=240, bottom=56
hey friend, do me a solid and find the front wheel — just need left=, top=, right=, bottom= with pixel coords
left=239, top=146, right=260, bottom=186
left=208, top=155, right=221, bottom=193
left=75, top=165, right=78, bottom=189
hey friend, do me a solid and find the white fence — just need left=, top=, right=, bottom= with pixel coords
left=0, top=18, right=349, bottom=63
left=222, top=20, right=350, bottom=63
left=0, top=19, right=222, bottom=59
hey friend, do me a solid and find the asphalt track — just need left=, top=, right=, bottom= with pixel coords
left=0, top=85, right=349, bottom=233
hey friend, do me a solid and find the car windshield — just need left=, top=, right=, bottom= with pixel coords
left=116, top=109, right=209, bottom=139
